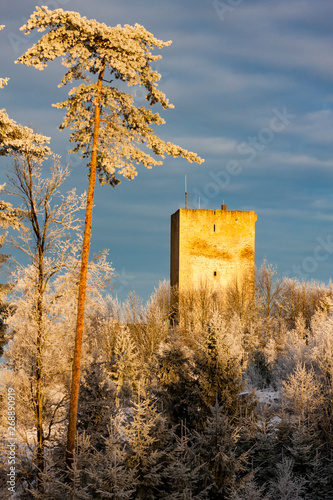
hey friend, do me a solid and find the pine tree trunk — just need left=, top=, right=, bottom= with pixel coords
left=66, top=66, right=105, bottom=468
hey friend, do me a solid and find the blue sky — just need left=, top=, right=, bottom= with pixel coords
left=1, top=0, right=333, bottom=302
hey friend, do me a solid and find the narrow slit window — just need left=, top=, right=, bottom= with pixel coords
left=214, top=271, right=217, bottom=277
left=214, top=224, right=216, bottom=232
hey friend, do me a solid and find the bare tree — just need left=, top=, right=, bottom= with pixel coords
left=5, top=153, right=84, bottom=482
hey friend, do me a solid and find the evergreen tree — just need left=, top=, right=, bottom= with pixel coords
left=109, top=326, right=139, bottom=407
left=77, top=354, right=117, bottom=450
left=282, top=363, right=323, bottom=429
left=196, top=318, right=254, bottom=419
left=151, top=335, right=203, bottom=430
left=305, top=452, right=333, bottom=500
left=82, top=417, right=138, bottom=500
left=268, top=458, right=307, bottom=500
left=247, top=349, right=273, bottom=389
left=123, top=388, right=169, bottom=499
left=246, top=409, right=281, bottom=488
left=163, top=421, right=210, bottom=499
left=229, top=471, right=271, bottom=500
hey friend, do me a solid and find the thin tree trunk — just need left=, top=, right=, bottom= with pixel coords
left=36, top=293, right=44, bottom=487
left=66, top=66, right=105, bottom=468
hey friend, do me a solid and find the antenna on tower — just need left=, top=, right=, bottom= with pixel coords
left=185, top=175, right=187, bottom=209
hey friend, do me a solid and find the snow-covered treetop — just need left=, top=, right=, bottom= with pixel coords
left=0, top=77, right=9, bottom=90
left=16, top=6, right=204, bottom=185
left=0, top=184, right=23, bottom=230
left=17, top=6, right=171, bottom=100
left=0, top=109, right=51, bottom=159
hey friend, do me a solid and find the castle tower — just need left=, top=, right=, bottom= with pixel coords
left=170, top=204, right=257, bottom=292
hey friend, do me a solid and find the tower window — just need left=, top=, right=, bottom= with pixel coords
left=213, top=224, right=216, bottom=232
left=214, top=271, right=217, bottom=276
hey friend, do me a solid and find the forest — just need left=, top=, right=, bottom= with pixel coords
left=1, top=237, right=333, bottom=499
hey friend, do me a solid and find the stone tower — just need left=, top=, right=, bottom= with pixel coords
left=170, top=204, right=257, bottom=292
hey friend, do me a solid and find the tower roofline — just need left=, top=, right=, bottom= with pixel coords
left=172, top=207, right=257, bottom=217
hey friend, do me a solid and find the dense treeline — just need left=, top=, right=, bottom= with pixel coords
left=1, top=260, right=333, bottom=499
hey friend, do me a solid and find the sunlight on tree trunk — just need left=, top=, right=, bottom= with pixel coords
left=66, top=65, right=105, bottom=467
